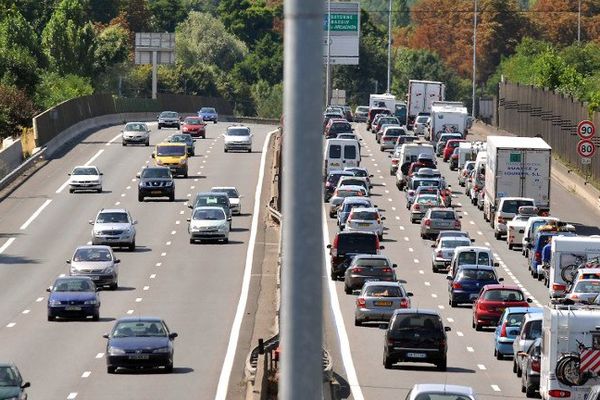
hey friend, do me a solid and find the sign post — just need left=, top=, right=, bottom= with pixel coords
left=135, top=33, right=175, bottom=99
left=576, top=120, right=596, bottom=170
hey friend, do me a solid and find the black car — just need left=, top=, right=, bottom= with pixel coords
left=383, top=309, right=450, bottom=370
left=104, top=317, right=178, bottom=373
left=324, top=171, right=353, bottom=202
left=167, top=133, right=195, bottom=156
left=0, top=364, right=30, bottom=398
left=137, top=167, right=175, bottom=202
left=327, top=231, right=383, bottom=279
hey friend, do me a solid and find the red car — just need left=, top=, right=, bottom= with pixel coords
left=181, top=117, right=206, bottom=138
left=443, top=139, right=466, bottom=162
left=472, top=284, right=531, bottom=330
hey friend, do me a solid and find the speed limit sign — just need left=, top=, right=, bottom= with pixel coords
left=578, top=120, right=596, bottom=139
left=577, top=139, right=596, bottom=158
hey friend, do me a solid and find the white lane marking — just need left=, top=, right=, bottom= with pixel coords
left=120, top=193, right=125, bottom=197
left=382, top=182, right=386, bottom=186
left=374, top=163, right=378, bottom=167
left=419, top=270, right=424, bottom=275
left=115, top=202, right=120, bottom=206
left=175, top=220, right=180, bottom=225
left=438, top=305, right=445, bottom=310
left=81, top=371, right=91, bottom=378
left=59, top=273, right=65, bottom=277
left=377, top=170, right=381, bottom=173
left=107, top=132, right=122, bottom=145
left=431, top=293, right=437, bottom=298
left=424, top=281, right=431, bottom=286
left=395, top=216, right=400, bottom=220
left=379, top=175, right=384, bottom=179
left=467, top=346, right=474, bottom=352
left=391, top=207, right=396, bottom=211
left=477, top=231, right=482, bottom=235
left=485, top=242, right=490, bottom=246
left=216, top=129, right=276, bottom=400
left=127, top=309, right=134, bottom=314
left=187, top=193, right=192, bottom=197
left=171, top=231, right=176, bottom=235
left=457, top=202, right=462, bottom=206
left=408, top=248, right=414, bottom=252
left=0, top=237, right=15, bottom=254
left=67, top=393, right=78, bottom=399
left=143, top=286, right=149, bottom=291
left=86, top=241, right=92, bottom=245
left=478, top=364, right=487, bottom=370
left=404, top=237, right=410, bottom=241
left=150, top=274, right=156, bottom=279
left=463, top=211, right=469, bottom=215
left=36, top=297, right=44, bottom=302
left=194, top=179, right=199, bottom=182
left=491, top=385, right=501, bottom=392
left=22, top=310, right=30, bottom=314
left=384, top=190, right=389, bottom=194
left=414, top=259, right=420, bottom=264
left=387, top=198, right=392, bottom=202
left=156, top=262, right=162, bottom=267
left=399, top=226, right=405, bottom=230
left=131, top=178, right=136, bottom=182
left=166, top=241, right=171, bottom=246
left=191, top=186, right=195, bottom=190
left=447, top=317, right=454, bottom=323
left=457, top=331, right=464, bottom=337
left=126, top=186, right=131, bottom=190
left=20, top=199, right=52, bottom=230
left=55, top=149, right=105, bottom=193
left=6, top=322, right=15, bottom=328
left=161, top=252, right=166, bottom=257
left=469, top=220, right=475, bottom=225
left=180, top=211, right=185, bottom=215
left=135, top=298, right=142, bottom=302
left=95, top=353, right=104, bottom=359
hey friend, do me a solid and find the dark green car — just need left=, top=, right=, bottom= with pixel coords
left=167, top=134, right=195, bottom=156
left=0, top=363, right=30, bottom=399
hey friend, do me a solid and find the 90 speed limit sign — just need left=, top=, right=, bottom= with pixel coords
left=578, top=120, right=596, bottom=139
left=577, top=139, right=596, bottom=158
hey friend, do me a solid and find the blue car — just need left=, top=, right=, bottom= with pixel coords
left=447, top=265, right=502, bottom=307
left=337, top=197, right=374, bottom=230
left=198, top=107, right=218, bottom=123
left=527, top=232, right=575, bottom=277
left=47, top=276, right=100, bottom=321
left=493, top=307, right=542, bottom=359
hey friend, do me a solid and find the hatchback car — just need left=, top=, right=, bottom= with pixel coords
left=329, top=185, right=367, bottom=218
left=354, top=106, right=369, bottom=122
left=328, top=231, right=383, bottom=279
left=382, top=309, right=450, bottom=370
left=337, top=197, right=374, bottom=230
left=181, top=116, right=206, bottom=138
left=68, top=245, right=120, bottom=290
left=458, top=161, right=475, bottom=187
left=442, top=139, right=466, bottom=162
left=448, top=265, right=502, bottom=307
left=565, top=279, right=600, bottom=303
left=344, top=207, right=385, bottom=239
left=198, top=107, right=218, bottom=123
left=0, top=364, right=30, bottom=398
left=493, top=307, right=542, bottom=360
left=187, top=206, right=229, bottom=244
left=413, top=115, right=430, bottom=135
left=410, top=194, right=441, bottom=223
left=104, top=317, right=178, bottom=373
left=513, top=312, right=543, bottom=378
left=472, top=285, right=531, bottom=330
left=68, top=165, right=103, bottom=193
left=421, top=208, right=461, bottom=240
left=137, top=166, right=175, bottom=202
left=157, top=111, right=180, bottom=129
left=405, top=384, right=476, bottom=400
left=324, top=171, right=354, bottom=202
left=344, top=167, right=373, bottom=188
left=343, top=255, right=396, bottom=294
left=431, top=235, right=472, bottom=272
left=166, top=133, right=195, bottom=156
left=47, top=276, right=100, bottom=321
left=210, top=187, right=242, bottom=215
left=354, top=281, right=412, bottom=326
left=224, top=125, right=252, bottom=152
left=520, top=337, right=542, bottom=397
left=90, top=209, right=137, bottom=251
left=188, top=192, right=232, bottom=224
left=121, top=122, right=150, bottom=146
left=380, top=126, right=406, bottom=151
left=337, top=176, right=370, bottom=196
left=324, top=119, right=353, bottom=139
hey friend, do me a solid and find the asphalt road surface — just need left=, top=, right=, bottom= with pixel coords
left=0, top=121, right=276, bottom=399
left=323, top=123, right=600, bottom=400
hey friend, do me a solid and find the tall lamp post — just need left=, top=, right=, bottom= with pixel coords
left=386, top=0, right=392, bottom=93
left=578, top=0, right=581, bottom=43
left=471, top=0, right=477, bottom=119
left=326, top=0, right=332, bottom=105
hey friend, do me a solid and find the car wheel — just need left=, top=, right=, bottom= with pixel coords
left=110, top=281, right=118, bottom=290
left=214, top=120, right=217, bottom=124
left=513, top=360, right=518, bottom=373
left=165, top=363, right=174, bottom=373
left=248, top=149, right=252, bottom=153
left=92, top=312, right=100, bottom=321
left=128, top=241, right=135, bottom=252
left=383, top=354, right=393, bottom=369
left=525, top=378, right=536, bottom=398
left=122, top=142, right=126, bottom=146
left=516, top=364, right=523, bottom=377
left=223, top=238, right=229, bottom=244
left=450, top=299, right=457, bottom=308
left=344, top=285, right=352, bottom=295
left=436, top=358, right=447, bottom=371
left=107, top=366, right=116, bottom=374
left=475, top=322, right=482, bottom=331
left=494, top=231, right=502, bottom=240
left=169, top=194, right=175, bottom=202
left=97, top=187, right=102, bottom=193
left=432, top=264, right=438, bottom=273
left=378, top=234, right=383, bottom=241
left=521, top=375, right=527, bottom=393
left=47, top=314, right=55, bottom=321
left=69, top=188, right=75, bottom=193
left=224, top=148, right=228, bottom=153
left=176, top=125, right=180, bottom=130
left=532, top=270, right=538, bottom=279
left=158, top=125, right=162, bottom=130
left=354, top=318, right=362, bottom=327
left=411, top=218, right=416, bottom=224
left=508, top=243, right=513, bottom=250
left=138, top=193, right=144, bottom=202
left=145, top=140, right=149, bottom=147
left=496, top=349, right=504, bottom=360
left=330, top=269, right=337, bottom=281
left=183, top=171, right=188, bottom=178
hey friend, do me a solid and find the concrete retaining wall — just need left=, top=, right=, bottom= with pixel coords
left=0, top=140, right=23, bottom=180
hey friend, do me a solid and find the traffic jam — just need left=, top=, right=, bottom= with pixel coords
left=322, top=81, right=600, bottom=400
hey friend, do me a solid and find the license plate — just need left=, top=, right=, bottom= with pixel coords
left=406, top=352, right=426, bottom=358
left=151, top=190, right=162, bottom=194
left=128, top=354, right=149, bottom=360
left=90, top=276, right=100, bottom=280
left=358, top=223, right=371, bottom=227
left=65, top=306, right=81, bottom=311
left=374, top=301, right=392, bottom=307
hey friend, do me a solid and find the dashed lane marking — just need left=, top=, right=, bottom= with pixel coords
left=156, top=263, right=162, bottom=267
left=408, top=248, right=413, bottom=252
left=150, top=274, right=156, bottom=279
left=467, top=347, right=474, bottom=352
left=36, top=297, right=44, bottom=302
left=431, top=293, right=437, bottom=298
left=81, top=371, right=91, bottom=378
left=6, top=322, right=15, bottom=328
left=67, top=393, right=78, bottom=399
left=447, top=317, right=454, bottom=323
left=478, top=364, right=487, bottom=370
left=20, top=199, right=52, bottom=230
left=135, top=298, right=142, bottom=303
left=95, top=353, right=104, bottom=359
left=491, top=385, right=501, bottom=392
left=22, top=310, right=30, bottom=314
left=457, top=331, right=464, bottom=337
left=414, top=259, right=420, bottom=264
left=424, top=282, right=431, bottom=286
left=127, top=310, right=134, bottom=314
left=143, top=286, right=149, bottom=291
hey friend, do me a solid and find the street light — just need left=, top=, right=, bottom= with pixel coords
left=326, top=0, right=332, bottom=105
left=578, top=0, right=581, bottom=43
left=471, top=0, right=477, bottom=119
left=386, top=0, right=392, bottom=94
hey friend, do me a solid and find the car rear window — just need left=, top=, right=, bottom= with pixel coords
left=329, top=145, right=342, bottom=158
left=414, top=180, right=440, bottom=189
left=364, top=285, right=402, bottom=297
left=574, top=280, right=600, bottom=293
left=483, top=289, right=524, bottom=301
left=501, top=199, right=535, bottom=214
left=355, top=258, right=389, bottom=267
left=457, top=269, right=496, bottom=281
left=330, top=123, right=351, bottom=133
left=457, top=251, right=490, bottom=265
left=392, top=314, right=442, bottom=331
left=430, top=211, right=456, bottom=220
left=416, top=195, right=440, bottom=204
left=344, top=145, right=357, bottom=159
left=350, top=211, right=378, bottom=220
left=440, top=239, right=471, bottom=249
left=156, top=145, right=186, bottom=156
left=337, top=234, right=377, bottom=254
left=505, top=312, right=526, bottom=327
left=522, top=320, right=542, bottom=340
left=337, top=189, right=362, bottom=197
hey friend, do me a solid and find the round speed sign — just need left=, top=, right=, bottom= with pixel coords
left=577, top=139, right=596, bottom=158
left=577, top=120, right=596, bottom=139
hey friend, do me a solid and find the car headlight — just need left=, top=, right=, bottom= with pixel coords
left=84, top=300, right=98, bottom=305
left=152, top=347, right=170, bottom=353
left=156, top=159, right=163, bottom=165
left=165, top=181, right=173, bottom=187
left=108, top=347, right=125, bottom=355
left=49, top=300, right=61, bottom=306
left=181, top=159, right=187, bottom=164
left=190, top=226, right=200, bottom=232
left=103, top=266, right=114, bottom=273
left=220, top=223, right=229, bottom=230
left=70, top=266, right=77, bottom=274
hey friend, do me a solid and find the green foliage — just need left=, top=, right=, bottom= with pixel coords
left=361, top=0, right=418, bottom=28
left=217, top=0, right=275, bottom=47
left=157, top=64, right=220, bottom=97
left=94, top=24, right=130, bottom=76
left=251, top=80, right=282, bottom=119
left=89, top=0, right=120, bottom=23
left=0, top=84, right=36, bottom=139
left=231, top=33, right=283, bottom=86
left=181, top=0, right=220, bottom=14
left=119, top=0, right=154, bottom=32
left=176, top=12, right=247, bottom=71
left=148, top=0, right=186, bottom=31
left=34, top=72, right=94, bottom=110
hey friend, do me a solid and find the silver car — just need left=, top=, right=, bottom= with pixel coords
left=224, top=125, right=252, bottom=153
left=409, top=194, right=442, bottom=223
left=122, top=122, right=150, bottom=146
left=329, top=185, right=368, bottom=218
left=157, top=111, right=180, bottom=129
left=431, top=236, right=472, bottom=273
left=406, top=384, right=476, bottom=400
left=188, top=206, right=230, bottom=243
left=211, top=187, right=242, bottom=215
left=68, top=165, right=103, bottom=193
left=458, top=161, right=475, bottom=187
left=90, top=209, right=137, bottom=251
left=420, top=208, right=462, bottom=240
left=68, top=245, right=119, bottom=289
left=414, top=115, right=430, bottom=136
left=354, top=281, right=412, bottom=326
left=344, top=207, right=385, bottom=239
left=565, top=279, right=600, bottom=303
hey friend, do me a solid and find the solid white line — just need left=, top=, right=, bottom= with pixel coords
left=55, top=149, right=105, bottom=193
left=20, top=199, right=52, bottom=230
left=0, top=237, right=15, bottom=254
left=81, top=371, right=91, bottom=378
left=106, top=132, right=122, bottom=145
left=215, top=129, right=275, bottom=400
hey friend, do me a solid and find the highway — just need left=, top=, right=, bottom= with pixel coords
left=323, top=123, right=600, bottom=399
left=0, top=121, right=276, bottom=399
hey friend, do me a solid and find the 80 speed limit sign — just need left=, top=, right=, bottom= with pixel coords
left=577, top=139, right=596, bottom=158
left=578, top=120, right=596, bottom=139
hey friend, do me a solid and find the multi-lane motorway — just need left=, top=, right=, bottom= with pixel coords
left=323, top=124, right=600, bottom=399
left=0, top=121, right=276, bottom=399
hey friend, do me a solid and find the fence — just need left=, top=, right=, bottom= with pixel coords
left=498, top=81, right=600, bottom=183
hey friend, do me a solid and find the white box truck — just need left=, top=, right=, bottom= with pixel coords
left=369, top=93, right=396, bottom=112
left=483, top=136, right=552, bottom=228
left=540, top=306, right=600, bottom=400
left=549, top=236, right=600, bottom=298
left=407, top=80, right=445, bottom=129
left=430, top=102, right=470, bottom=142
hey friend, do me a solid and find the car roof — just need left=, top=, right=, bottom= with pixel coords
left=363, top=280, right=401, bottom=288
left=353, top=254, right=389, bottom=260
left=193, top=206, right=226, bottom=212
left=157, top=141, right=186, bottom=146
left=428, top=207, right=455, bottom=212
left=336, top=185, right=366, bottom=191
left=504, top=307, right=542, bottom=314
left=125, top=121, right=147, bottom=124
left=97, top=209, right=128, bottom=214
left=196, top=191, right=227, bottom=197
left=410, top=384, right=474, bottom=398
left=341, top=196, right=371, bottom=204
left=351, top=207, right=378, bottom=212
left=456, top=264, right=495, bottom=271
left=393, top=308, right=440, bottom=316
left=440, top=236, right=471, bottom=242
left=454, top=246, right=492, bottom=252
left=54, top=276, right=94, bottom=282
left=73, top=165, right=98, bottom=169
left=483, top=284, right=522, bottom=290
left=211, top=186, right=236, bottom=190
left=116, top=316, right=165, bottom=323
left=74, top=245, right=112, bottom=251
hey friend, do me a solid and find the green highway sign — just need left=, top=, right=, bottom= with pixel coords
left=324, top=13, right=359, bottom=32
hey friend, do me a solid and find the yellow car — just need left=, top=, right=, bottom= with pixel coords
left=152, top=142, right=188, bottom=178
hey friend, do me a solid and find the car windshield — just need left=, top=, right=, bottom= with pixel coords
left=364, top=285, right=402, bottom=297
left=342, top=202, right=370, bottom=212
left=385, top=129, right=403, bottom=137
left=125, top=123, right=146, bottom=131
left=440, top=240, right=471, bottom=249
left=350, top=211, right=378, bottom=220
left=430, top=211, right=456, bottom=220
left=392, top=314, right=442, bottom=331
left=416, top=116, right=428, bottom=123
left=0, top=367, right=18, bottom=386
left=327, top=173, right=351, bottom=184
left=156, top=145, right=186, bottom=156
left=457, top=269, right=496, bottom=281
left=160, top=112, right=178, bottom=118
left=337, top=235, right=377, bottom=254
left=357, top=106, right=369, bottom=112
left=72, top=167, right=98, bottom=175
left=347, top=169, right=367, bottom=177
left=185, top=118, right=203, bottom=124
left=112, top=321, right=167, bottom=337
left=169, top=135, right=191, bottom=143
left=200, top=108, right=216, bottom=113
left=212, top=188, right=238, bottom=198
left=73, top=247, right=113, bottom=262
left=193, top=208, right=225, bottom=221
left=505, top=313, right=526, bottom=327
left=96, top=212, right=128, bottom=224
left=141, top=168, right=171, bottom=179
left=574, top=280, right=600, bottom=293
left=414, top=180, right=440, bottom=189
left=416, top=195, right=439, bottom=204
left=483, top=289, right=524, bottom=302
left=195, top=195, right=229, bottom=208
left=227, top=128, right=250, bottom=136
left=53, top=279, right=94, bottom=292
left=502, top=200, right=535, bottom=214
left=414, top=394, right=472, bottom=400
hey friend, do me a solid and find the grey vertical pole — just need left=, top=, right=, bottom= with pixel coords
left=152, top=51, right=158, bottom=100
left=326, top=0, right=332, bottom=106
left=387, top=0, right=392, bottom=93
left=471, top=0, right=477, bottom=118
left=577, top=0, right=581, bottom=44
left=280, top=0, right=324, bottom=399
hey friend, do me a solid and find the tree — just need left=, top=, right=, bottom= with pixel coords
left=120, top=0, right=154, bottom=32
left=41, top=0, right=97, bottom=77
left=0, top=84, right=36, bottom=140
left=148, top=0, right=185, bottom=32
left=231, top=33, right=283, bottom=86
left=217, top=0, right=275, bottom=47
left=181, top=0, right=220, bottom=14
left=94, top=23, right=130, bottom=76
left=89, top=0, right=120, bottom=23
left=35, top=72, right=94, bottom=110
left=175, top=12, right=247, bottom=71
left=251, top=80, right=282, bottom=118
left=530, top=0, right=600, bottom=46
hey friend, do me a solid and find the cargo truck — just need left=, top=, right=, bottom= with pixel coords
left=429, top=102, right=470, bottom=142
left=406, top=80, right=445, bottom=129
left=483, top=136, right=552, bottom=236
left=369, top=93, right=396, bottom=112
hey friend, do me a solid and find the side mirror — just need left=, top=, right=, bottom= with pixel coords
left=66, top=259, right=71, bottom=264
left=326, top=244, right=332, bottom=249
left=494, top=262, right=500, bottom=267
left=379, top=245, right=385, bottom=250
left=388, top=155, right=391, bottom=158
left=446, top=275, right=453, bottom=280
left=470, top=238, right=475, bottom=242
left=369, top=174, right=374, bottom=178
left=67, top=173, right=71, bottom=176
left=239, top=195, right=245, bottom=198
left=431, top=244, right=436, bottom=248
left=444, top=326, right=452, bottom=332
left=151, top=153, right=155, bottom=158
left=136, top=173, right=141, bottom=178
left=100, top=172, right=104, bottom=175
left=392, top=263, right=397, bottom=268
left=102, top=333, right=109, bottom=339
left=169, top=332, right=178, bottom=340
left=458, top=215, right=463, bottom=219
left=187, top=203, right=192, bottom=209
left=498, top=277, right=504, bottom=282
left=96, top=287, right=100, bottom=291
left=21, top=382, right=30, bottom=389
left=381, top=217, right=386, bottom=221
left=406, top=292, right=413, bottom=297
left=115, top=259, right=121, bottom=264
left=527, top=298, right=533, bottom=303
left=186, top=218, right=191, bottom=222
left=46, top=287, right=52, bottom=292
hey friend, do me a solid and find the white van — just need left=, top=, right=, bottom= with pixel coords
left=549, top=236, right=600, bottom=298
left=448, top=246, right=497, bottom=278
left=398, top=142, right=435, bottom=165
left=324, top=139, right=360, bottom=174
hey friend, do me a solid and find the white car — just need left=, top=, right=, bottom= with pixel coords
left=344, top=207, right=385, bottom=239
left=224, top=125, right=252, bottom=153
left=68, top=165, right=103, bottom=193
left=188, top=206, right=230, bottom=243
left=90, top=209, right=137, bottom=251
left=210, top=187, right=242, bottom=215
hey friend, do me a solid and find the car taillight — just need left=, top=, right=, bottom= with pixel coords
left=352, top=267, right=363, bottom=273
left=552, top=283, right=566, bottom=291
left=439, top=339, right=446, bottom=349
left=400, top=298, right=410, bottom=308
left=548, top=390, right=570, bottom=398
left=532, top=359, right=540, bottom=372
left=500, top=322, right=507, bottom=337
left=392, top=159, right=399, bottom=165
left=424, top=218, right=431, bottom=226
left=454, top=220, right=461, bottom=228
left=331, top=236, right=339, bottom=256
left=535, top=251, right=541, bottom=263
left=413, top=204, right=420, bottom=211
left=436, top=250, right=443, bottom=257
left=452, top=282, right=462, bottom=289
left=356, top=297, right=366, bottom=307
left=382, top=268, right=392, bottom=273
